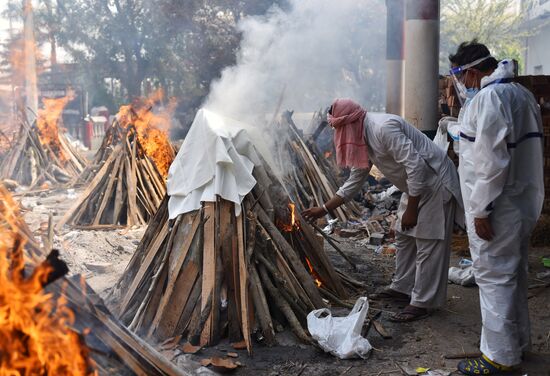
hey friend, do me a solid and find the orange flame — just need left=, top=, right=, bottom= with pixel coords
left=0, top=186, right=94, bottom=375
left=116, top=89, right=175, bottom=177
left=281, top=203, right=300, bottom=232
left=36, top=91, right=74, bottom=162
left=305, top=257, right=322, bottom=288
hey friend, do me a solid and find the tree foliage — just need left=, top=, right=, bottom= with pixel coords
left=440, top=0, right=530, bottom=72
left=47, top=0, right=285, bottom=110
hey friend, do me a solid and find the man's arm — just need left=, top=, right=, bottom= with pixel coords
left=380, top=122, right=433, bottom=230
left=302, top=167, right=370, bottom=220
left=469, top=91, right=511, bottom=240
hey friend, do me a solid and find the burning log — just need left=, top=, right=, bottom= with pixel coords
left=0, top=183, right=42, bottom=262
left=274, top=110, right=362, bottom=223
left=80, top=92, right=176, bottom=184
left=0, top=183, right=194, bottom=375
left=0, top=115, right=87, bottom=188
left=108, top=161, right=357, bottom=353
left=0, top=197, right=92, bottom=374
left=57, top=125, right=166, bottom=228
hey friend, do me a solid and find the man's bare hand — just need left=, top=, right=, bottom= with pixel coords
left=474, top=217, right=494, bottom=241
left=401, top=207, right=418, bottom=231
left=302, top=207, right=326, bottom=221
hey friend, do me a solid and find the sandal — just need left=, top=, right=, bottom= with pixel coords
left=389, top=305, right=429, bottom=322
left=370, top=288, right=410, bottom=302
left=457, top=354, right=516, bottom=375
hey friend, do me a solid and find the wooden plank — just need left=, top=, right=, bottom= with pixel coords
left=143, top=155, right=165, bottom=195
left=255, top=207, right=325, bottom=308
left=56, top=145, right=121, bottom=229
left=93, top=153, right=123, bottom=225
left=211, top=198, right=223, bottom=344
left=58, top=132, right=85, bottom=173
left=295, top=211, right=348, bottom=298
left=176, top=277, right=202, bottom=336
left=134, top=159, right=156, bottom=213
left=236, top=212, right=252, bottom=354
left=61, top=277, right=189, bottom=376
left=112, top=154, right=125, bottom=223
left=124, top=137, right=139, bottom=225
left=116, top=220, right=170, bottom=316
left=149, top=212, right=201, bottom=334
left=219, top=201, right=241, bottom=341
left=200, top=202, right=216, bottom=346
left=154, top=262, right=199, bottom=339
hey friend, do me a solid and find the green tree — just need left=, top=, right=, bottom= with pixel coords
left=440, top=0, right=531, bottom=72
left=48, top=0, right=285, bottom=104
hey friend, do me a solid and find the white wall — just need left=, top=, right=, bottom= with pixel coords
left=525, top=22, right=550, bottom=75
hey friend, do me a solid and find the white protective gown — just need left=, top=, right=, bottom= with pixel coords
left=336, top=113, right=462, bottom=308
left=459, top=60, right=544, bottom=366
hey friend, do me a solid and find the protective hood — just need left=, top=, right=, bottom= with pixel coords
left=480, top=59, right=515, bottom=88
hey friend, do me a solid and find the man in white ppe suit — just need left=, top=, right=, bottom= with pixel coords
left=449, top=41, right=544, bottom=375
left=303, top=98, right=462, bottom=322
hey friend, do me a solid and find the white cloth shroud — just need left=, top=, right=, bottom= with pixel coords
left=167, top=109, right=261, bottom=219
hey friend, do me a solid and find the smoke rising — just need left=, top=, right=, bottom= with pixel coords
left=204, top=0, right=387, bottom=123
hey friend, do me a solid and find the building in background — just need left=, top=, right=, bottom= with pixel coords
left=523, top=0, right=550, bottom=74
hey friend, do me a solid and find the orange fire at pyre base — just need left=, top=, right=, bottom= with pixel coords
left=115, top=90, right=176, bottom=178
left=0, top=187, right=94, bottom=375
left=279, top=202, right=322, bottom=288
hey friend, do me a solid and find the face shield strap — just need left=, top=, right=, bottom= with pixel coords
left=449, top=55, right=492, bottom=106
left=450, top=55, right=492, bottom=76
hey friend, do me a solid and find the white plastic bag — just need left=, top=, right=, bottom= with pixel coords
left=307, top=297, right=372, bottom=359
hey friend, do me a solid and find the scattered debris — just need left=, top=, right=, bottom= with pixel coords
left=200, top=357, right=239, bottom=373
left=372, top=319, right=392, bottom=339
left=231, top=341, right=247, bottom=350
left=182, top=342, right=202, bottom=354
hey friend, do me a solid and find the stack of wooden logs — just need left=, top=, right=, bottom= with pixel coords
left=57, top=126, right=166, bottom=228
left=2, top=183, right=189, bottom=375
left=109, top=162, right=362, bottom=352
left=79, top=121, right=127, bottom=184
left=0, top=119, right=87, bottom=188
left=275, top=111, right=362, bottom=223
left=57, top=276, right=198, bottom=376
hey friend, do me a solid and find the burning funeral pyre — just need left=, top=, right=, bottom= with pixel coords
left=59, top=93, right=176, bottom=228
left=0, top=186, right=93, bottom=375
left=274, top=111, right=362, bottom=223
left=1, top=185, right=202, bottom=375
left=108, top=109, right=363, bottom=353
left=0, top=94, right=88, bottom=188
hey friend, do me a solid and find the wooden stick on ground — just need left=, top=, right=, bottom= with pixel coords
left=307, top=220, right=357, bottom=270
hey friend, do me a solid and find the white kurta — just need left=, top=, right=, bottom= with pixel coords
left=336, top=113, right=462, bottom=239
left=336, top=113, right=462, bottom=308
left=459, top=61, right=544, bottom=366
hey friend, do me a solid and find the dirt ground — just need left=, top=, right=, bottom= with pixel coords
left=19, top=187, right=550, bottom=376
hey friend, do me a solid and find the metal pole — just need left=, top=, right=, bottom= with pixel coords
left=385, top=0, right=404, bottom=116
left=23, top=0, right=39, bottom=123
left=403, top=0, right=439, bottom=137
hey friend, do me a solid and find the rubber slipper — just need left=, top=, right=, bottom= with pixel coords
left=370, top=288, right=410, bottom=302
left=457, top=354, right=516, bottom=375
left=389, top=305, right=429, bottom=322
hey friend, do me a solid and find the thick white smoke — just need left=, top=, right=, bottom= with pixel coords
left=204, top=0, right=387, bottom=122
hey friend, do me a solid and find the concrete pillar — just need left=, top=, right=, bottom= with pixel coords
left=385, top=0, right=404, bottom=116
left=23, top=0, right=38, bottom=123
left=403, top=0, right=439, bottom=136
